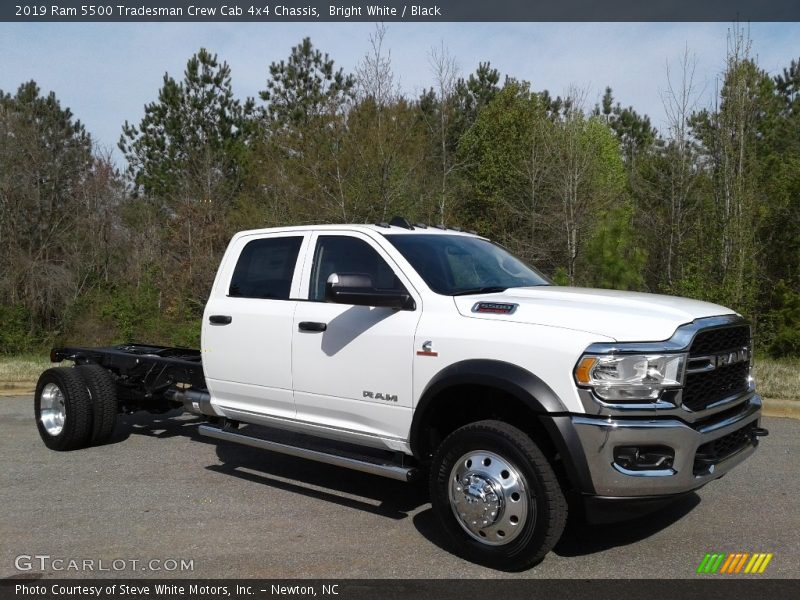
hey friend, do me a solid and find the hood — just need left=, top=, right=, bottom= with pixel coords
left=453, top=286, right=737, bottom=342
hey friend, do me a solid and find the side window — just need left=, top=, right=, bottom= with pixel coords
left=229, top=236, right=303, bottom=299
left=309, top=236, right=404, bottom=301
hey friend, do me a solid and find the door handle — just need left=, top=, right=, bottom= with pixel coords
left=209, top=315, right=232, bottom=325
left=298, top=321, right=327, bottom=332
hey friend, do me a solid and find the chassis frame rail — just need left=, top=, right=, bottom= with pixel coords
left=51, top=344, right=205, bottom=409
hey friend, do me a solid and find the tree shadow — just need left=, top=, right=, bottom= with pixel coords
left=207, top=440, right=429, bottom=520
left=553, top=492, right=701, bottom=557
left=411, top=492, right=702, bottom=567
left=106, top=409, right=208, bottom=445
left=105, top=411, right=430, bottom=519
left=97, top=410, right=701, bottom=562
left=412, top=507, right=450, bottom=555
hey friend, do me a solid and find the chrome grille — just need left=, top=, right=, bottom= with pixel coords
left=683, top=325, right=751, bottom=412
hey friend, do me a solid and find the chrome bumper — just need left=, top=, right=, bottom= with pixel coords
left=571, top=395, right=763, bottom=496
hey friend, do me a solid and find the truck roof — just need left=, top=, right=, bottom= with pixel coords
left=233, top=223, right=482, bottom=238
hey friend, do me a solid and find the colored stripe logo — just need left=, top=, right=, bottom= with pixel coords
left=696, top=552, right=773, bottom=574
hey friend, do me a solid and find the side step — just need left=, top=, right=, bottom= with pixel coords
left=198, top=425, right=418, bottom=482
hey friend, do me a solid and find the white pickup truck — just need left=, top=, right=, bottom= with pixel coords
left=36, top=218, right=767, bottom=570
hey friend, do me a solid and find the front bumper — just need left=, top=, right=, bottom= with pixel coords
left=571, top=394, right=763, bottom=497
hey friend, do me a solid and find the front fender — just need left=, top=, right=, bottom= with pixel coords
left=410, top=359, right=595, bottom=494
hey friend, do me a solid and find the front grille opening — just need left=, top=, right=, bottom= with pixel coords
left=693, top=422, right=756, bottom=475
left=683, top=362, right=750, bottom=411
left=690, top=325, right=750, bottom=355
left=683, top=324, right=751, bottom=412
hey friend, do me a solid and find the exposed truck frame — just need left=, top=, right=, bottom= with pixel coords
left=50, top=343, right=422, bottom=481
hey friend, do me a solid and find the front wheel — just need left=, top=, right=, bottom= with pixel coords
left=429, top=420, right=567, bottom=570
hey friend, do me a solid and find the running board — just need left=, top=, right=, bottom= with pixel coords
left=198, top=425, right=418, bottom=482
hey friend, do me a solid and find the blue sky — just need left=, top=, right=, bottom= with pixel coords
left=1, top=22, right=798, bottom=161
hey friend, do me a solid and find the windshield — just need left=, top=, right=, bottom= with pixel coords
left=385, top=234, right=549, bottom=295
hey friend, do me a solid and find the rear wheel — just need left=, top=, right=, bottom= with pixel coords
left=77, top=364, right=118, bottom=445
left=429, top=419, right=567, bottom=570
left=34, top=368, right=93, bottom=451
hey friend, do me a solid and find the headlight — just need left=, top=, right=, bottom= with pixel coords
left=574, top=353, right=686, bottom=401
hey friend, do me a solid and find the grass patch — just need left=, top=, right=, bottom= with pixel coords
left=753, top=356, right=800, bottom=401
left=0, top=354, right=50, bottom=384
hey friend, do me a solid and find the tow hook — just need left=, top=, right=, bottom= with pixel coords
left=750, top=427, right=769, bottom=444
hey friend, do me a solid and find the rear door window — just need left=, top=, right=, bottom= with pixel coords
left=229, top=236, right=303, bottom=299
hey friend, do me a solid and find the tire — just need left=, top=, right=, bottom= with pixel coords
left=77, top=364, right=118, bottom=445
left=429, top=419, right=567, bottom=571
left=34, top=367, right=93, bottom=451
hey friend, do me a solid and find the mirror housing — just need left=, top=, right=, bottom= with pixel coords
left=324, top=273, right=415, bottom=310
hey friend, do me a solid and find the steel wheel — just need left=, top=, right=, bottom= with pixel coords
left=34, top=368, right=93, bottom=451
left=430, top=419, right=567, bottom=570
left=448, top=450, right=530, bottom=545
left=39, top=382, right=67, bottom=436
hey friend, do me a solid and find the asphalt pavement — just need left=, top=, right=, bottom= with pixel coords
left=1, top=395, right=797, bottom=579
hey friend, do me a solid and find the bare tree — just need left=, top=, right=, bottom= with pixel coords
left=660, top=44, right=703, bottom=286
left=549, top=86, right=596, bottom=283
left=356, top=24, right=398, bottom=106
left=717, top=24, right=760, bottom=308
left=428, top=42, right=460, bottom=225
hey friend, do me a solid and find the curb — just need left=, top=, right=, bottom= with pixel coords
left=762, top=398, right=800, bottom=420
left=0, top=384, right=35, bottom=397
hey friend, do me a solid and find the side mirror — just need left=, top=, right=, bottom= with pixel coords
left=324, top=273, right=416, bottom=310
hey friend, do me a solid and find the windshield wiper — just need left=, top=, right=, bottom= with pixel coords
left=451, top=286, right=508, bottom=296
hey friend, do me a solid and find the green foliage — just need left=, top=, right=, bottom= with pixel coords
left=119, top=48, right=255, bottom=200
left=261, top=37, right=355, bottom=126
left=118, top=48, right=257, bottom=315
left=594, top=87, right=657, bottom=164
left=582, top=205, right=646, bottom=290
left=458, top=80, right=550, bottom=231
left=551, top=268, right=570, bottom=286
left=100, top=287, right=153, bottom=343
left=765, top=282, right=800, bottom=358
left=450, top=62, right=501, bottom=144
left=0, top=80, right=97, bottom=341
left=0, top=305, right=35, bottom=354
left=4, top=37, right=800, bottom=359
left=584, top=116, right=627, bottom=196
left=90, top=281, right=200, bottom=348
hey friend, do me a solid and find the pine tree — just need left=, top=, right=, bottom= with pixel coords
left=260, top=37, right=355, bottom=127
left=119, top=48, right=254, bottom=201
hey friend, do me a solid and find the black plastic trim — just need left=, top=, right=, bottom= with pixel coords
left=410, top=359, right=595, bottom=494
left=539, top=415, right=596, bottom=495
left=582, top=491, right=694, bottom=524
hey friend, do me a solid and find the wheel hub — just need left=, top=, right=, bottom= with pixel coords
left=456, top=473, right=502, bottom=529
left=448, top=450, right=531, bottom=546
left=40, top=383, right=66, bottom=436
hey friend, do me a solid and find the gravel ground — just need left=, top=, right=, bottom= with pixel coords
left=1, top=395, right=797, bottom=579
